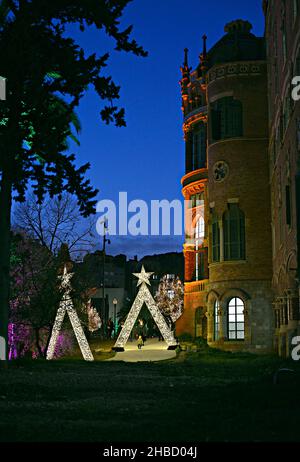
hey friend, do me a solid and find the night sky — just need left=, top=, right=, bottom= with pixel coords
left=68, top=0, right=265, bottom=259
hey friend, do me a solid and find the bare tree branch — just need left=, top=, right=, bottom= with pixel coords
left=13, top=192, right=96, bottom=256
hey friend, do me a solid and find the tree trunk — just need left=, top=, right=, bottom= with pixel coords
left=44, top=327, right=52, bottom=358
left=34, top=327, right=43, bottom=358
left=0, top=167, right=12, bottom=364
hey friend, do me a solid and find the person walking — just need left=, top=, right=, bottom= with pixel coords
left=107, top=318, right=114, bottom=339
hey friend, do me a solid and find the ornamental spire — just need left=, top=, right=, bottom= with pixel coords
left=180, top=48, right=191, bottom=97
left=180, top=48, right=191, bottom=77
left=199, top=34, right=208, bottom=75
left=184, top=47, right=189, bottom=68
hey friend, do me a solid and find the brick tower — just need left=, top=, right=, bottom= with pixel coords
left=177, top=20, right=274, bottom=352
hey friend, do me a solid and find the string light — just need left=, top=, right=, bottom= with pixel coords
left=46, top=266, right=94, bottom=361
left=114, top=266, right=178, bottom=351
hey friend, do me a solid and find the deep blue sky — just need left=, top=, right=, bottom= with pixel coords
left=69, top=0, right=265, bottom=259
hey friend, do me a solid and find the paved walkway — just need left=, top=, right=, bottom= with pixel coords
left=108, top=338, right=176, bottom=363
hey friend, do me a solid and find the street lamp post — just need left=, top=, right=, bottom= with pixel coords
left=101, top=218, right=110, bottom=336
left=113, top=298, right=118, bottom=337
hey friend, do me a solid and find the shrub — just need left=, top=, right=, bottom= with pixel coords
left=177, top=333, right=193, bottom=343
left=194, top=337, right=209, bottom=350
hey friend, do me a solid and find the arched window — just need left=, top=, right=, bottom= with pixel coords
left=223, top=204, right=245, bottom=261
left=211, top=212, right=220, bottom=262
left=214, top=300, right=220, bottom=341
left=211, top=97, right=243, bottom=141
left=228, top=297, right=245, bottom=340
left=195, top=216, right=205, bottom=242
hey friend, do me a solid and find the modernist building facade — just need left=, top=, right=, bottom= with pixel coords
left=176, top=18, right=280, bottom=353
left=264, top=0, right=300, bottom=356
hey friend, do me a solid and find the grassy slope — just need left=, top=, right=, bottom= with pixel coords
left=0, top=351, right=300, bottom=442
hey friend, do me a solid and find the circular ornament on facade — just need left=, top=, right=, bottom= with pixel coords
left=228, top=65, right=237, bottom=74
left=213, top=161, right=229, bottom=183
left=240, top=64, right=249, bottom=73
left=251, top=65, right=259, bottom=73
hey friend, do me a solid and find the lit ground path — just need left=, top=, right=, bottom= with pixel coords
left=108, top=338, right=176, bottom=362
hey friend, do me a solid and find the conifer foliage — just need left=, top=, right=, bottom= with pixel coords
left=0, top=0, right=146, bottom=361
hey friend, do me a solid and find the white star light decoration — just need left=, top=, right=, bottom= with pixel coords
left=113, top=266, right=177, bottom=351
left=46, top=265, right=94, bottom=362
left=133, top=266, right=154, bottom=286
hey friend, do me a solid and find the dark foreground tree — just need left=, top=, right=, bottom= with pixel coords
left=0, top=0, right=147, bottom=362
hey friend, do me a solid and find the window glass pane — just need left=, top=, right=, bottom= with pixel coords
left=192, top=123, right=207, bottom=169
left=212, top=214, right=220, bottom=262
left=195, top=216, right=205, bottom=241
left=223, top=207, right=245, bottom=261
left=227, top=298, right=245, bottom=341
left=212, top=97, right=243, bottom=140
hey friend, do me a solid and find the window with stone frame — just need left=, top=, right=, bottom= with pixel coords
left=192, top=123, right=207, bottom=170
left=228, top=297, right=245, bottom=340
left=223, top=204, right=246, bottom=261
left=214, top=300, right=220, bottom=341
left=195, top=216, right=205, bottom=281
left=211, top=97, right=243, bottom=142
left=285, top=184, right=292, bottom=227
left=189, top=192, right=205, bottom=209
left=195, top=216, right=205, bottom=242
left=211, top=212, right=220, bottom=262
left=195, top=250, right=205, bottom=281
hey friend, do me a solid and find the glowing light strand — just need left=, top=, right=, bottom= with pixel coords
left=114, top=268, right=177, bottom=350
left=46, top=267, right=94, bottom=361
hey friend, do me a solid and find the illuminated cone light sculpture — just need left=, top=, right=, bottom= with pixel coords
left=46, top=266, right=94, bottom=361
left=113, top=266, right=178, bottom=351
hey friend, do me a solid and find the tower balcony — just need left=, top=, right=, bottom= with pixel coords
left=185, top=279, right=209, bottom=294
left=181, top=168, right=208, bottom=193
left=184, top=105, right=207, bottom=125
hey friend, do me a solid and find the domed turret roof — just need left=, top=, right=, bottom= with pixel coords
left=203, top=20, right=266, bottom=71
